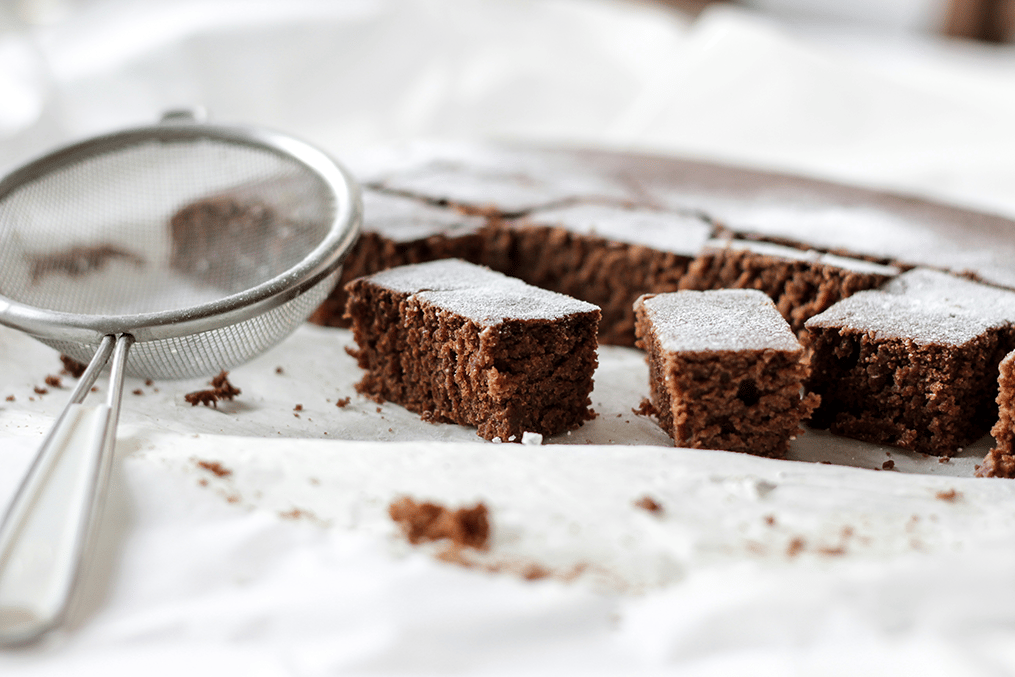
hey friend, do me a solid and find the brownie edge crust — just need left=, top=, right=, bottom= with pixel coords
left=345, top=259, right=600, bottom=441
left=634, top=289, right=818, bottom=458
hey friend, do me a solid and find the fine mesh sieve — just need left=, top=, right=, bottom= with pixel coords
left=0, top=115, right=361, bottom=644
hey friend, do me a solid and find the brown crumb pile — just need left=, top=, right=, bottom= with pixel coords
left=335, top=396, right=351, bottom=408
left=60, top=354, right=87, bottom=378
left=184, top=370, right=241, bottom=408
left=389, top=497, right=490, bottom=550
left=634, top=496, right=663, bottom=514
left=195, top=459, right=232, bottom=478
left=632, top=398, right=657, bottom=417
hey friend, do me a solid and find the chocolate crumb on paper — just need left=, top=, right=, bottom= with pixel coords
left=632, top=398, right=657, bottom=417
left=634, top=496, right=663, bottom=514
left=44, top=375, right=61, bottom=388
left=184, top=370, right=241, bottom=408
left=389, top=496, right=490, bottom=550
left=195, top=459, right=232, bottom=478
left=60, top=354, right=87, bottom=378
left=336, top=396, right=351, bottom=408
left=936, top=488, right=961, bottom=502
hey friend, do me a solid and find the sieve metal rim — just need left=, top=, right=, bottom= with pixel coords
left=0, top=121, right=362, bottom=346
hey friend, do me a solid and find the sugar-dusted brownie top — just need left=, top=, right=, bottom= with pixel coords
left=807, top=268, right=1015, bottom=346
left=365, top=259, right=600, bottom=325
left=361, top=190, right=487, bottom=243
left=701, top=238, right=901, bottom=277
left=636, top=289, right=802, bottom=353
left=519, top=203, right=713, bottom=255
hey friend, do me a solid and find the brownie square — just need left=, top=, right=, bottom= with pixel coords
left=977, top=350, right=1015, bottom=477
left=806, top=269, right=1015, bottom=456
left=345, top=259, right=600, bottom=441
left=634, top=289, right=817, bottom=458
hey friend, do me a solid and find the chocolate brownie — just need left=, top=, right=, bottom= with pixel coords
left=679, top=239, right=900, bottom=339
left=977, top=350, right=1015, bottom=478
left=806, top=269, right=1015, bottom=456
left=491, top=204, right=713, bottom=345
left=634, top=289, right=818, bottom=458
left=345, top=259, right=600, bottom=441
left=309, top=189, right=488, bottom=327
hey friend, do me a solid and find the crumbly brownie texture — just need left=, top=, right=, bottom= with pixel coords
left=977, top=350, right=1015, bottom=478
left=680, top=239, right=900, bottom=339
left=346, top=259, right=600, bottom=441
left=806, top=269, right=1015, bottom=456
left=634, top=289, right=818, bottom=458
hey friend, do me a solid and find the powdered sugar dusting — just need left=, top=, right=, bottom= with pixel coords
left=521, top=203, right=712, bottom=255
left=368, top=259, right=599, bottom=324
left=638, top=289, right=801, bottom=353
left=807, top=268, right=1015, bottom=345
left=362, top=190, right=486, bottom=242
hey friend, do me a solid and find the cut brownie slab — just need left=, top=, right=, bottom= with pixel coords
left=346, top=259, right=600, bottom=441
left=977, top=350, right=1015, bottom=478
left=634, top=289, right=818, bottom=458
left=806, top=269, right=1015, bottom=456
left=493, top=203, right=713, bottom=346
left=680, top=239, right=900, bottom=339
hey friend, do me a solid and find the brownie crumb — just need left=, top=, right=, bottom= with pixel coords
left=293, top=404, right=303, bottom=412
left=882, top=460, right=896, bottom=471
left=184, top=370, right=241, bottom=408
left=389, top=496, right=490, bottom=550
left=145, top=379, right=154, bottom=387
left=936, top=488, right=961, bottom=502
left=44, top=375, right=61, bottom=388
left=764, top=514, right=777, bottom=526
left=787, top=537, right=806, bottom=557
left=336, top=397, right=351, bottom=408
left=33, top=386, right=47, bottom=395
left=632, top=398, right=657, bottom=418
left=132, top=389, right=144, bottom=396
left=634, top=496, right=663, bottom=514
left=5, top=395, right=13, bottom=402
left=275, top=366, right=284, bottom=375
left=817, top=546, right=846, bottom=557
left=522, top=564, right=550, bottom=581
left=279, top=508, right=306, bottom=520
left=60, top=354, right=87, bottom=378
left=195, top=460, right=232, bottom=478
left=938, top=457, right=951, bottom=464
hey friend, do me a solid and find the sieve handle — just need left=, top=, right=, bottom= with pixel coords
left=0, top=333, right=133, bottom=645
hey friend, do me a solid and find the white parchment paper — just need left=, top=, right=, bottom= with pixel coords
left=3, top=1, right=1015, bottom=674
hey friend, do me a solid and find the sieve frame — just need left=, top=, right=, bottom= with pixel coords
left=0, top=120, right=362, bottom=350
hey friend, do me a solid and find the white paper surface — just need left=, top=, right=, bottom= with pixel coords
left=4, top=1, right=1015, bottom=674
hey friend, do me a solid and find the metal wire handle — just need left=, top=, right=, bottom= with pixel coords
left=0, top=334, right=133, bottom=645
